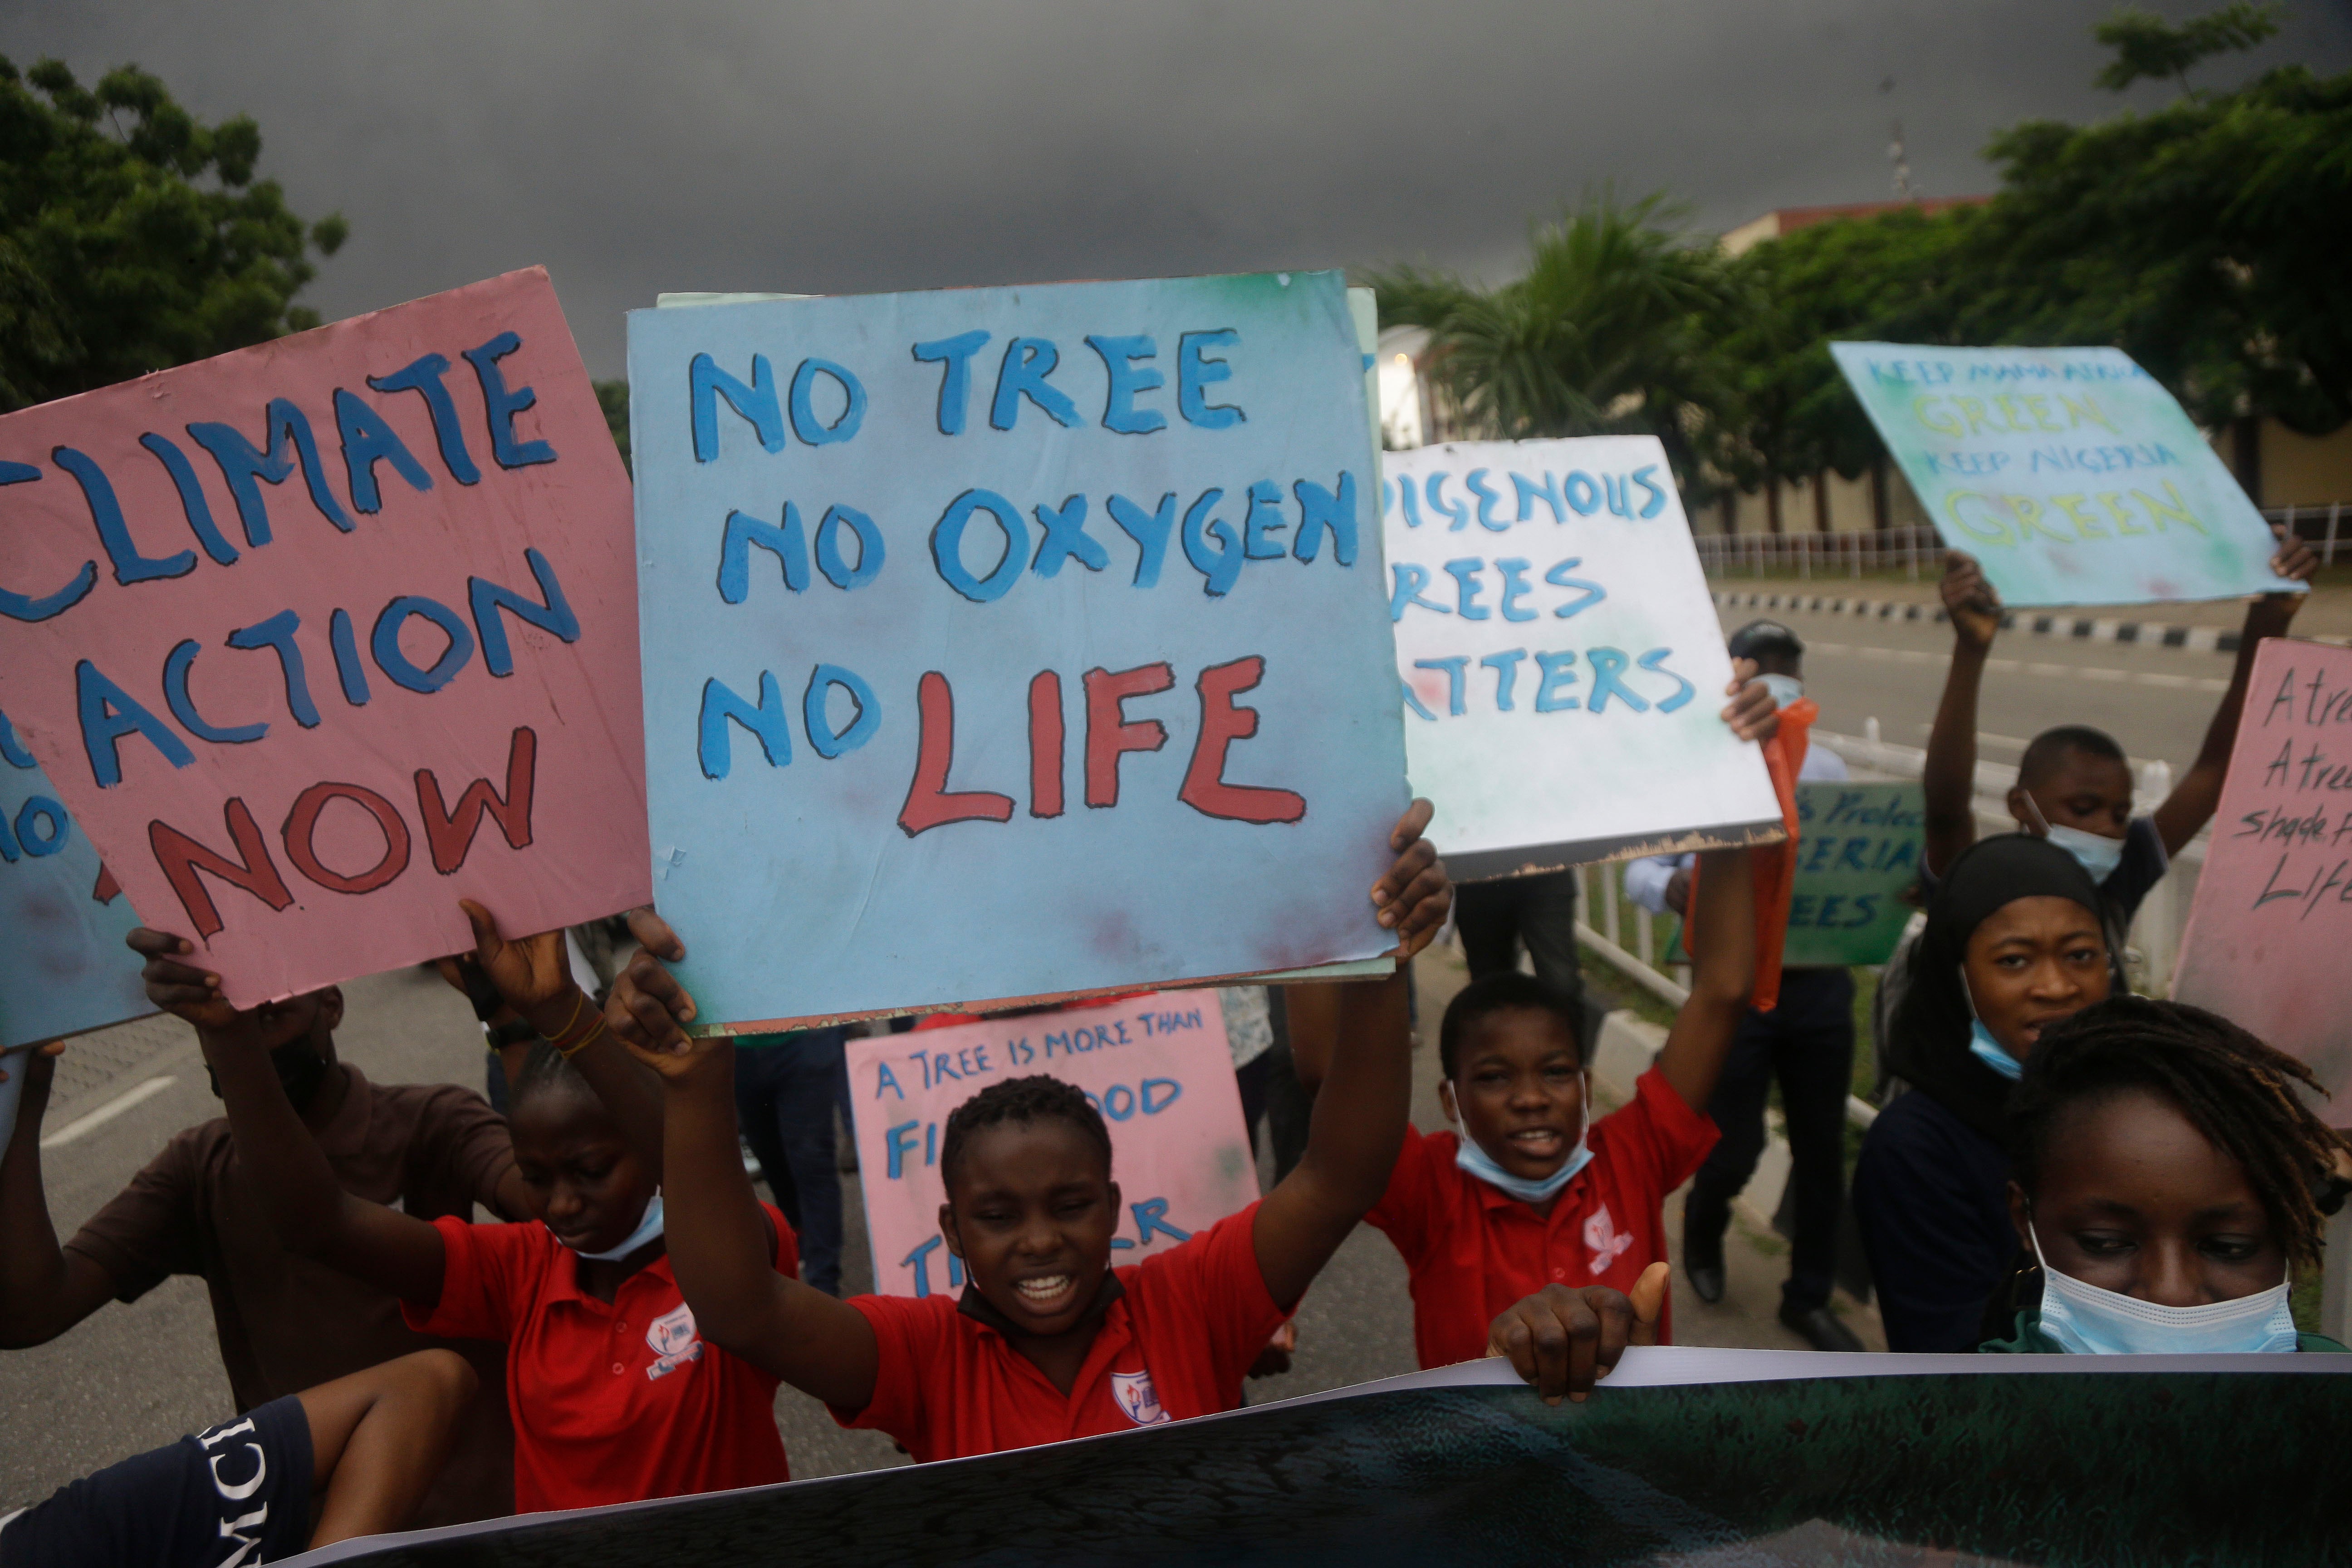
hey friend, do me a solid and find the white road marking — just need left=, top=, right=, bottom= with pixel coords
left=41, top=1075, right=178, bottom=1149
left=1812, top=642, right=2227, bottom=693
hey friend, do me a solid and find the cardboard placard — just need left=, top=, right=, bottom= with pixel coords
left=629, top=272, right=1406, bottom=1027
left=0, top=269, right=650, bottom=1006
left=1783, top=782, right=1924, bottom=967
left=1832, top=343, right=2298, bottom=609
left=0, top=713, right=148, bottom=1049
left=2172, top=638, right=2352, bottom=1122
left=1382, top=436, right=1782, bottom=879
left=843, top=992, right=1256, bottom=1298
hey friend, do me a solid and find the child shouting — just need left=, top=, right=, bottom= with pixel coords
left=1986, top=996, right=2350, bottom=1355
left=603, top=802, right=1451, bottom=1462
left=1367, top=845, right=1757, bottom=1367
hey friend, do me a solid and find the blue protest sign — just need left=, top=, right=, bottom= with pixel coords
left=1832, top=343, right=2298, bottom=609
left=629, top=273, right=1405, bottom=1026
left=0, top=707, right=148, bottom=1051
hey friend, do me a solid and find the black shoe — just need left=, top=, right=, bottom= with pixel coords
left=1683, top=1243, right=1726, bottom=1304
left=1780, top=1303, right=1864, bottom=1352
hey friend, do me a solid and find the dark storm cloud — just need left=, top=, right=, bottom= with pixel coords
left=6, top=0, right=2347, bottom=375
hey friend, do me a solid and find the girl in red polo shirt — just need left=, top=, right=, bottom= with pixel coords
left=150, top=909, right=803, bottom=1514
left=604, top=801, right=1451, bottom=1461
left=1366, top=844, right=1756, bottom=1368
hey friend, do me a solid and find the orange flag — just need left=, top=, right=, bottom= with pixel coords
left=1687, top=700, right=1808, bottom=1014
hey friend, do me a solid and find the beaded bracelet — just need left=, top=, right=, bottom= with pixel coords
left=554, top=1015, right=608, bottom=1060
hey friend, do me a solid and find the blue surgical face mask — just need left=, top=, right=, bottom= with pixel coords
left=2019, top=794, right=2126, bottom=884
left=1969, top=1019, right=2024, bottom=1081
left=2029, top=1222, right=2298, bottom=1354
left=1756, top=673, right=1803, bottom=709
left=1959, top=970, right=2024, bottom=1081
left=564, top=1192, right=664, bottom=1261
left=1452, top=1085, right=1592, bottom=1204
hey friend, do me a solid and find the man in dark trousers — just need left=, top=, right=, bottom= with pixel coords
left=1627, top=620, right=1863, bottom=1352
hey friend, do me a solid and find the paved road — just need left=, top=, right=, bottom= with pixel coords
left=1731, top=596, right=2250, bottom=780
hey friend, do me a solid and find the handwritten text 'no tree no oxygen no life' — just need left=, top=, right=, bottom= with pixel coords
left=679, top=325, right=1363, bottom=833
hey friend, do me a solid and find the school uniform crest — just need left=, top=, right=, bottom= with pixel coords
left=644, top=1303, right=705, bottom=1380
left=1583, top=1204, right=1635, bottom=1276
left=1108, top=1368, right=1169, bottom=1426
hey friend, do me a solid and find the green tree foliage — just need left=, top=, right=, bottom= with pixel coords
left=0, top=56, right=345, bottom=410
left=595, top=378, right=631, bottom=472
left=1366, top=195, right=1732, bottom=492
left=1709, top=0, right=2347, bottom=508
left=2094, top=1, right=2281, bottom=94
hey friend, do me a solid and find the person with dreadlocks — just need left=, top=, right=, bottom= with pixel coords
left=1983, top=996, right=2350, bottom=1354
left=604, top=801, right=1451, bottom=1462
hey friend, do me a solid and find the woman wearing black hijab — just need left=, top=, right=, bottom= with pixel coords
left=1852, top=835, right=2117, bottom=1352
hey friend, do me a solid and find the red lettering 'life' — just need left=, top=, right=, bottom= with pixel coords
left=1083, top=662, right=1173, bottom=808
left=1028, top=671, right=1065, bottom=818
left=149, top=799, right=295, bottom=939
left=416, top=726, right=539, bottom=875
left=1181, top=655, right=1304, bottom=823
left=899, top=671, right=1014, bottom=837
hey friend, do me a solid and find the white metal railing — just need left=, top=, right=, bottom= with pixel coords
left=1569, top=858, right=1879, bottom=1129
left=1692, top=505, right=2346, bottom=580
left=1692, top=524, right=1939, bottom=582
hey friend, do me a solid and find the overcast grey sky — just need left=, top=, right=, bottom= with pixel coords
left=8, top=1, right=2348, bottom=377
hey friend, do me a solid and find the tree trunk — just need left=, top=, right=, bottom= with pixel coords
left=2232, top=416, right=2264, bottom=509
left=1870, top=458, right=1891, bottom=532
left=1765, top=479, right=1783, bottom=536
left=1813, top=472, right=1832, bottom=534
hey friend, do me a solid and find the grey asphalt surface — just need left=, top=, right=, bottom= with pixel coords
left=0, top=600, right=2248, bottom=1506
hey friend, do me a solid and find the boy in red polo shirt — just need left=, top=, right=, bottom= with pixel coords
left=605, top=801, right=1451, bottom=1461
left=140, top=907, right=804, bottom=1514
left=1368, top=844, right=1756, bottom=1367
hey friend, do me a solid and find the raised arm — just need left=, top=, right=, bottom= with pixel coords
left=1652, top=845, right=1758, bottom=1113
left=0, top=1046, right=123, bottom=1347
left=2151, top=528, right=2318, bottom=857
left=1924, top=551, right=2002, bottom=877
left=608, top=947, right=880, bottom=1408
left=1253, top=799, right=1451, bottom=1308
left=128, top=930, right=449, bottom=1305
left=453, top=901, right=668, bottom=1183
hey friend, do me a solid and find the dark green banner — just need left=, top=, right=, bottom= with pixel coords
left=1783, top=781, right=1923, bottom=967
left=306, top=1358, right=2351, bottom=1568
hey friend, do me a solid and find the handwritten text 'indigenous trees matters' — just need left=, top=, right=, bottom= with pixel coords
left=684, top=327, right=1362, bottom=835
left=1381, top=460, right=1702, bottom=723
left=0, top=334, right=578, bottom=936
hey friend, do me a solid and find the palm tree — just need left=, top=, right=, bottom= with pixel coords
left=1366, top=193, right=1733, bottom=491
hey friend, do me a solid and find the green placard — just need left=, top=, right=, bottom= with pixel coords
left=1661, top=781, right=1923, bottom=970
left=1783, top=781, right=1923, bottom=966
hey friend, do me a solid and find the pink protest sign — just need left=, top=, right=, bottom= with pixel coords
left=0, top=269, right=649, bottom=1005
left=844, top=992, right=1257, bottom=1298
left=2174, top=637, right=2352, bottom=1124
